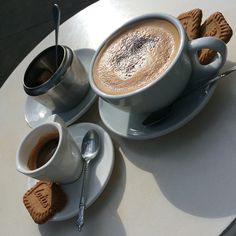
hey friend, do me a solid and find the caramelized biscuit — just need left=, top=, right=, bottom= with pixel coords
left=178, top=8, right=203, bottom=40
left=23, top=181, right=66, bottom=224
left=199, top=12, right=233, bottom=64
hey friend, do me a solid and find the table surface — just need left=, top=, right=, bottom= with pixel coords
left=1, top=0, right=236, bottom=235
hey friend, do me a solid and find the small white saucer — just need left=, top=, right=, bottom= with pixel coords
left=99, top=80, right=217, bottom=140
left=24, top=48, right=97, bottom=128
left=27, top=122, right=115, bottom=221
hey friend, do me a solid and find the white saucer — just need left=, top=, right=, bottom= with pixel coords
left=27, top=122, right=114, bottom=221
left=24, top=48, right=97, bottom=128
left=99, top=80, right=217, bottom=140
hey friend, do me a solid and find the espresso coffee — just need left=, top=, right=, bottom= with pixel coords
left=93, top=19, right=180, bottom=95
left=27, top=133, right=59, bottom=170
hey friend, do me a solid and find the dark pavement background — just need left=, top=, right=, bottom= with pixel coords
left=0, top=0, right=97, bottom=87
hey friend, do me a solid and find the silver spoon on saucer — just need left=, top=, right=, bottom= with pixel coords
left=143, top=65, right=236, bottom=127
left=52, top=3, right=61, bottom=69
left=76, top=129, right=100, bottom=232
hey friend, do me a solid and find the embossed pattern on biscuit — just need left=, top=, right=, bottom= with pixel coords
left=199, top=12, right=233, bottom=64
left=177, top=8, right=202, bottom=40
left=23, top=181, right=66, bottom=224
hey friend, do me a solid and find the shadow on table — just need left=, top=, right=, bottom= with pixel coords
left=38, top=145, right=127, bottom=236
left=122, top=60, right=236, bottom=218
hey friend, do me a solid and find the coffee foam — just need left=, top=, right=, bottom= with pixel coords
left=93, top=19, right=180, bottom=95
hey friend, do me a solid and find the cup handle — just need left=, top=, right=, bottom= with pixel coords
left=188, top=37, right=227, bottom=81
left=47, top=114, right=67, bottom=128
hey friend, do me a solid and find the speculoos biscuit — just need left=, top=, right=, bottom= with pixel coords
left=199, top=11, right=233, bottom=64
left=23, top=181, right=67, bottom=224
left=177, top=8, right=203, bottom=40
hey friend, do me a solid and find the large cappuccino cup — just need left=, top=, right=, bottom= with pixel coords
left=89, top=14, right=227, bottom=113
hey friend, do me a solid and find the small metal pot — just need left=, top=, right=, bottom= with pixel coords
left=24, top=45, right=89, bottom=112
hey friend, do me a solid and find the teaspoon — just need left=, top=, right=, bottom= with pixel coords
left=76, top=129, right=100, bottom=232
left=143, top=65, right=236, bottom=127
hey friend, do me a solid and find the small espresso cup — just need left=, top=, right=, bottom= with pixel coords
left=89, top=13, right=227, bottom=113
left=24, top=45, right=89, bottom=112
left=16, top=115, right=83, bottom=184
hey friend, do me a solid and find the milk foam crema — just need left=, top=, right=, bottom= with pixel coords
left=93, top=19, right=180, bottom=95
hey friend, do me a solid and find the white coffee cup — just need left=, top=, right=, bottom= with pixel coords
left=89, top=13, right=227, bottom=113
left=16, top=115, right=83, bottom=184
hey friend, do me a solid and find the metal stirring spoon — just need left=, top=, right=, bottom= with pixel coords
left=76, top=129, right=100, bottom=232
left=52, top=3, right=61, bottom=69
left=143, top=65, right=236, bottom=127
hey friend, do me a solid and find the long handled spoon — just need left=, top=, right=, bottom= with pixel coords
left=52, top=4, right=61, bottom=69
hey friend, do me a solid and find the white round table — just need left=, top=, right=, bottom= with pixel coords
left=1, top=0, right=236, bottom=235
